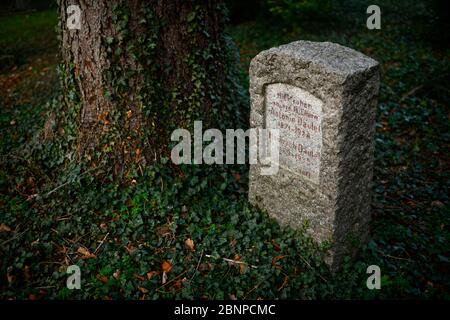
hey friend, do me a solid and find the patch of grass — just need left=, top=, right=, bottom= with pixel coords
left=0, top=10, right=58, bottom=67
left=0, top=10, right=59, bottom=121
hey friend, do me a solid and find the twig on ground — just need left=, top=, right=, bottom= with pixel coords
left=94, top=232, right=110, bottom=255
left=378, top=249, right=412, bottom=262
left=190, top=250, right=204, bottom=281
left=204, top=254, right=258, bottom=269
left=38, top=166, right=103, bottom=198
left=297, top=253, right=327, bottom=283
left=0, top=229, right=29, bottom=246
left=156, top=269, right=190, bottom=292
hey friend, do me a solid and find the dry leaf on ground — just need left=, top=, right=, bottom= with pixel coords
left=0, top=223, right=11, bottom=232
left=162, top=260, right=173, bottom=273
left=185, top=238, right=195, bottom=251
left=77, top=247, right=96, bottom=259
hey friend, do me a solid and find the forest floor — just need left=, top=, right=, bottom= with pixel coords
left=0, top=7, right=449, bottom=299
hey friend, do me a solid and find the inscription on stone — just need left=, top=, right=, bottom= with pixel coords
left=265, top=83, right=323, bottom=183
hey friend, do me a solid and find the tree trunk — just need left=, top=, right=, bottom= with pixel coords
left=56, top=0, right=243, bottom=175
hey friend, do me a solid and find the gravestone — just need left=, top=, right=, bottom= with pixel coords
left=248, top=41, right=380, bottom=269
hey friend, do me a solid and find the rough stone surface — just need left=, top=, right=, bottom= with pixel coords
left=248, top=41, right=380, bottom=269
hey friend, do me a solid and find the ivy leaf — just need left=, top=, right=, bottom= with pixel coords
left=186, top=12, right=196, bottom=23
left=106, top=36, right=114, bottom=44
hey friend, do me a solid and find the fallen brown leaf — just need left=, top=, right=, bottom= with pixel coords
left=77, top=247, right=90, bottom=256
left=77, top=246, right=96, bottom=259
left=156, top=225, right=171, bottom=237
left=96, top=274, right=109, bottom=284
left=28, top=294, right=38, bottom=300
left=134, top=273, right=146, bottom=281
left=0, top=223, right=11, bottom=232
left=98, top=111, right=110, bottom=125
left=185, top=238, right=195, bottom=251
left=125, top=244, right=137, bottom=254
left=271, top=239, right=281, bottom=252
left=138, top=286, right=149, bottom=294
left=198, top=263, right=212, bottom=273
left=432, top=200, right=444, bottom=208
left=7, top=267, right=15, bottom=284
left=113, top=270, right=121, bottom=280
left=146, top=271, right=159, bottom=280
left=27, top=177, right=35, bottom=188
left=272, top=255, right=286, bottom=268
left=24, top=265, right=32, bottom=282
left=162, top=260, right=173, bottom=273
left=233, top=255, right=246, bottom=274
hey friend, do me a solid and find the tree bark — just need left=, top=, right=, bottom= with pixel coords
left=56, top=0, right=243, bottom=174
